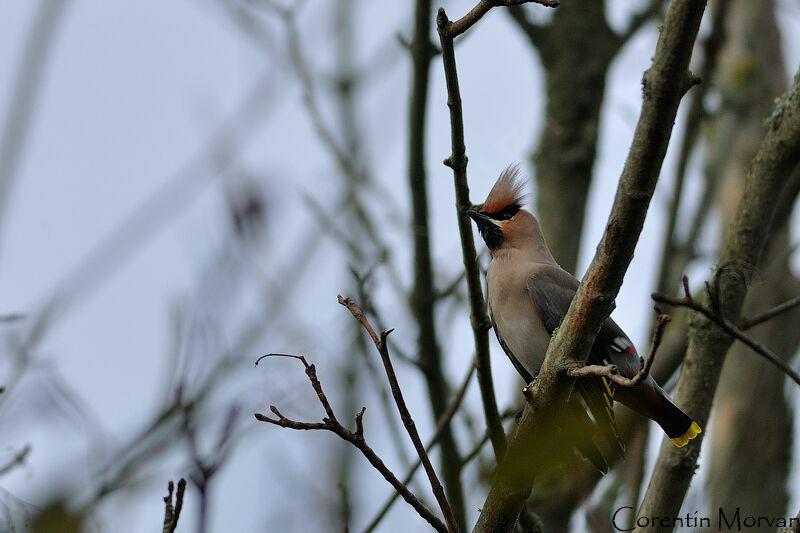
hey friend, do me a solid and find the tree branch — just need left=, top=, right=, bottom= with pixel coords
left=162, top=478, right=186, bottom=533
left=652, top=276, right=800, bottom=387
left=337, top=296, right=459, bottom=532
left=436, top=2, right=517, bottom=464
left=739, top=295, right=800, bottom=330
left=0, top=444, right=31, bottom=477
left=473, top=1, right=707, bottom=530
left=254, top=353, right=448, bottom=533
left=441, top=0, right=559, bottom=39
left=407, top=0, right=466, bottom=524
left=567, top=312, right=671, bottom=387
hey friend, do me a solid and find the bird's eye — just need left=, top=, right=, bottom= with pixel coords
left=491, top=204, right=520, bottom=220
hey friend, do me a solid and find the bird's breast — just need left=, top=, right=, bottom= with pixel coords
left=487, top=262, right=550, bottom=376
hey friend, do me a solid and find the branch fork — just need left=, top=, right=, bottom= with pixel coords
left=652, top=274, right=800, bottom=387
left=255, top=352, right=448, bottom=533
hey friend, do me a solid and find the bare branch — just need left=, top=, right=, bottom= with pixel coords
left=0, top=0, right=72, bottom=243
left=255, top=353, right=448, bottom=533
left=568, top=312, right=671, bottom=386
left=441, top=0, right=559, bottom=39
left=338, top=296, right=458, bottom=533
left=162, top=478, right=186, bottom=533
left=739, top=295, right=800, bottom=330
left=436, top=5, right=508, bottom=463
left=652, top=276, right=800, bottom=387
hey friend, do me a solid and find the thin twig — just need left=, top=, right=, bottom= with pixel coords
left=652, top=275, right=800, bottom=387
left=361, top=359, right=476, bottom=533
left=338, top=296, right=459, bottom=533
left=437, top=5, right=507, bottom=462
left=255, top=353, right=447, bottom=533
left=442, top=0, right=559, bottom=39
left=567, top=312, right=671, bottom=386
left=739, top=295, right=800, bottom=330
left=162, top=478, right=187, bottom=533
left=0, top=445, right=31, bottom=477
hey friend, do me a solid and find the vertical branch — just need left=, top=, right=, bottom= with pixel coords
left=0, top=0, right=72, bottom=245
left=436, top=7, right=508, bottom=463
left=407, top=0, right=466, bottom=526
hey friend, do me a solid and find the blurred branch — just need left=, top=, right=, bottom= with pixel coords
left=254, top=353, right=448, bottom=533
left=655, top=0, right=730, bottom=296
left=362, top=359, right=476, bottom=533
left=459, top=407, right=517, bottom=469
left=567, top=312, right=670, bottom=386
left=436, top=3, right=510, bottom=463
left=183, top=402, right=240, bottom=533
left=31, top=70, right=278, bottom=343
left=338, top=296, right=459, bottom=532
left=0, top=445, right=31, bottom=477
left=652, top=275, right=800, bottom=387
left=739, top=295, right=800, bottom=330
left=0, top=0, right=72, bottom=244
left=162, top=478, right=187, bottom=533
left=407, top=0, right=465, bottom=525
left=612, top=0, right=663, bottom=51
left=506, top=7, right=546, bottom=50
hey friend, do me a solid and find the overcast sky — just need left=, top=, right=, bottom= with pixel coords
left=2, top=1, right=800, bottom=532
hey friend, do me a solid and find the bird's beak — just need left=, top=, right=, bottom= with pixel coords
left=467, top=210, right=504, bottom=250
left=467, top=210, right=494, bottom=228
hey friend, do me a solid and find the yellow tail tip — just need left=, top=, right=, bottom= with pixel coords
left=670, top=421, right=702, bottom=447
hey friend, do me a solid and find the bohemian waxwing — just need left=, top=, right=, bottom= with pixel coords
left=468, top=165, right=701, bottom=469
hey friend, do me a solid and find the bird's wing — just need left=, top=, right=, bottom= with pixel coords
left=526, top=265, right=625, bottom=458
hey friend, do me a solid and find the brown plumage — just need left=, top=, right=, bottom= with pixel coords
left=468, top=165, right=701, bottom=469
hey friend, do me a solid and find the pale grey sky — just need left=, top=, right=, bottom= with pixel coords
left=2, top=1, right=800, bottom=532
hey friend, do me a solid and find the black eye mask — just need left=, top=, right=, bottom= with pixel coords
left=485, top=203, right=520, bottom=221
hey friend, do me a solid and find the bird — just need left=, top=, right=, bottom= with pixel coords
left=467, top=165, right=701, bottom=469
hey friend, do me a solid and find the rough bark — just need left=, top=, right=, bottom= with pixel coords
left=636, top=66, right=800, bottom=529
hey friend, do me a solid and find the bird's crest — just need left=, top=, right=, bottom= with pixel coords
left=481, top=164, right=527, bottom=216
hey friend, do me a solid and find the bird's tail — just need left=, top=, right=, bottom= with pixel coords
left=615, top=379, right=701, bottom=448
